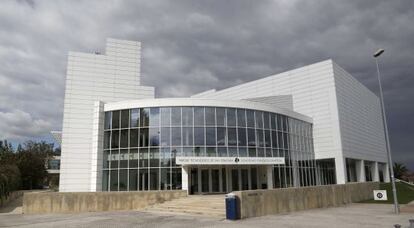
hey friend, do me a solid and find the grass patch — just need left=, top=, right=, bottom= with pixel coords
left=360, top=182, right=414, bottom=204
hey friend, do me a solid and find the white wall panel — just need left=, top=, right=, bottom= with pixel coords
left=60, top=38, right=154, bottom=192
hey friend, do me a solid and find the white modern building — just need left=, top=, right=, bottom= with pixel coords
left=59, top=38, right=389, bottom=193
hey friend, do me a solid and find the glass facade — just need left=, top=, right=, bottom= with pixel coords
left=102, top=106, right=318, bottom=191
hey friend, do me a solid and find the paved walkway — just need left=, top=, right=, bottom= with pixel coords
left=0, top=203, right=413, bottom=228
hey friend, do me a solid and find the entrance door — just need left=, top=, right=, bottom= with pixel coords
left=241, top=169, right=249, bottom=190
left=201, top=169, right=209, bottom=193
left=211, top=169, right=220, bottom=192
left=231, top=169, right=239, bottom=191
left=190, top=168, right=198, bottom=194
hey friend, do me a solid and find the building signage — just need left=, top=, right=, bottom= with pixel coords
left=373, top=190, right=387, bottom=201
left=175, top=156, right=285, bottom=165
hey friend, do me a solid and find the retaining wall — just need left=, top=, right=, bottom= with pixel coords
left=23, top=190, right=187, bottom=214
left=234, top=182, right=379, bottom=219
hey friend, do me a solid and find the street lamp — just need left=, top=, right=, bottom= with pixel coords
left=373, top=49, right=399, bottom=214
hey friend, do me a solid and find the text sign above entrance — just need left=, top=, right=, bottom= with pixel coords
left=176, top=156, right=285, bottom=165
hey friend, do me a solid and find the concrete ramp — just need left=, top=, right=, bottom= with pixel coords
left=145, top=194, right=225, bottom=218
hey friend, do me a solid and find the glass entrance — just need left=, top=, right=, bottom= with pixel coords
left=211, top=169, right=220, bottom=192
left=201, top=169, right=209, bottom=192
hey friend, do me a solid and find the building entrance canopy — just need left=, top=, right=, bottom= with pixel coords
left=176, top=156, right=285, bottom=165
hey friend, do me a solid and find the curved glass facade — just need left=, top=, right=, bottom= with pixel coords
left=102, top=106, right=317, bottom=191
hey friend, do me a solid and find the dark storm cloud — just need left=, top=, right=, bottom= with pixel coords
left=0, top=0, right=413, bottom=168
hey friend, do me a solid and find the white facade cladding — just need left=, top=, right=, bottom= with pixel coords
left=60, top=38, right=154, bottom=192
left=58, top=38, right=388, bottom=193
left=192, top=60, right=388, bottom=184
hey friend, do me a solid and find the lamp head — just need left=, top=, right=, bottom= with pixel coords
left=373, top=49, right=385, bottom=58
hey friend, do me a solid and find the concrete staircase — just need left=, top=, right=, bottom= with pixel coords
left=145, top=194, right=226, bottom=218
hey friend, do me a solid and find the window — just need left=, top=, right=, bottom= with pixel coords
left=205, top=107, right=215, bottom=126
left=112, top=111, right=120, bottom=129
left=141, top=108, right=149, bottom=127
left=194, top=107, right=204, bottom=126
left=227, top=108, right=236, bottom=127
left=130, top=109, right=139, bottom=128
left=149, top=108, right=160, bottom=127
left=121, top=110, right=129, bottom=128
left=105, top=112, right=112, bottom=129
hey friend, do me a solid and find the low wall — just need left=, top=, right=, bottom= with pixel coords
left=234, top=182, right=379, bottom=219
left=23, top=190, right=187, bottom=214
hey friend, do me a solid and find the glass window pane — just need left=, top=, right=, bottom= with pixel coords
left=239, top=148, right=247, bottom=157
left=112, top=111, right=120, bottom=129
left=237, top=109, right=246, bottom=127
left=139, top=128, right=149, bottom=147
left=247, top=128, right=256, bottom=146
left=171, top=127, right=181, bottom=146
left=149, top=108, right=160, bottom=127
left=104, top=131, right=111, bottom=149
left=264, top=130, right=271, bottom=147
left=120, top=149, right=128, bottom=168
left=205, top=107, right=215, bottom=126
left=149, top=168, right=159, bottom=190
left=129, top=169, right=138, bottom=191
left=172, top=168, right=182, bottom=190
left=139, top=148, right=148, bottom=168
left=110, top=170, right=118, bottom=191
left=110, top=150, right=118, bottom=169
left=218, top=147, right=227, bottom=157
left=194, top=107, right=204, bottom=126
left=246, top=110, right=255, bottom=128
left=119, top=169, right=127, bottom=191
left=102, top=170, right=109, bottom=191
left=229, top=147, right=238, bottom=157
left=130, top=109, right=140, bottom=128
left=271, top=114, right=277, bottom=130
left=257, top=148, right=265, bottom=157
left=248, top=147, right=257, bottom=157
left=263, top=112, right=270, bottom=129
left=216, top=108, right=226, bottom=126
left=182, top=107, right=193, bottom=126
left=227, top=108, right=236, bottom=126
left=256, top=129, right=264, bottom=147
left=149, top=128, right=160, bottom=146
left=120, top=129, right=128, bottom=148
left=130, top=129, right=138, bottom=147
left=103, top=150, right=110, bottom=168
left=271, top=131, right=278, bottom=148
left=111, top=130, right=119, bottom=148
left=141, top=108, right=149, bottom=127
left=160, top=168, right=170, bottom=190
left=237, top=128, right=247, bottom=146
left=194, top=127, right=205, bottom=146
left=171, top=107, right=181, bottom=126
left=121, top=110, right=129, bottom=128
left=161, top=127, right=170, bottom=146
left=194, top=146, right=205, bottom=156
left=182, top=127, right=193, bottom=146
left=206, top=127, right=216, bottom=146
left=150, top=148, right=159, bottom=167
left=217, top=127, right=226, bottom=146
left=105, top=112, right=112, bottom=129
left=160, top=107, right=170, bottom=126
left=129, top=149, right=138, bottom=168
left=160, top=147, right=171, bottom=167
left=255, top=111, right=263, bottom=129
left=228, top=128, right=237, bottom=146
left=139, top=169, right=148, bottom=191
left=206, top=147, right=217, bottom=156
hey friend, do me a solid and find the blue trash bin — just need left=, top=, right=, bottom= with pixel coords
left=225, top=193, right=238, bottom=220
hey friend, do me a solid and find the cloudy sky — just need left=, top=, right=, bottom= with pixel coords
left=0, top=0, right=413, bottom=168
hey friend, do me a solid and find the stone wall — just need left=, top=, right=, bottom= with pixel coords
left=23, top=190, right=186, bottom=214
left=233, top=182, right=379, bottom=219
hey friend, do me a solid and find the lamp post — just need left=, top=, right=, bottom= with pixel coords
left=373, top=49, right=399, bottom=214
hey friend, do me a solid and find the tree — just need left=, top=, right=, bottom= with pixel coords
left=16, top=141, right=54, bottom=189
left=0, top=140, right=20, bottom=201
left=393, top=162, right=408, bottom=179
